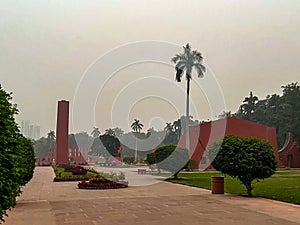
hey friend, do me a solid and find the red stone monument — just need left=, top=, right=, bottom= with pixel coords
left=55, top=100, right=69, bottom=165
left=179, top=117, right=280, bottom=169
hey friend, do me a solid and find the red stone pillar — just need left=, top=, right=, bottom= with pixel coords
left=55, top=100, right=69, bottom=165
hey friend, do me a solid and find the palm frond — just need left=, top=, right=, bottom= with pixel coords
left=194, top=63, right=205, bottom=78
left=175, top=61, right=186, bottom=70
left=171, top=54, right=182, bottom=63
left=175, top=67, right=184, bottom=82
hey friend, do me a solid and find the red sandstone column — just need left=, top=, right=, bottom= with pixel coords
left=55, top=100, right=69, bottom=165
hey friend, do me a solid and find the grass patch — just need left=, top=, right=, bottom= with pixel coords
left=53, top=166, right=98, bottom=182
left=168, top=170, right=300, bottom=205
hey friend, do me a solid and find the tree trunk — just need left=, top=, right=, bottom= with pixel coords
left=245, top=181, right=253, bottom=197
left=174, top=172, right=179, bottom=180
left=186, top=77, right=190, bottom=151
left=134, top=138, right=138, bottom=162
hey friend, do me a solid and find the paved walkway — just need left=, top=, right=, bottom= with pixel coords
left=4, top=167, right=300, bottom=225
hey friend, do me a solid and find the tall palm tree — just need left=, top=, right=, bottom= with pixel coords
left=172, top=43, right=206, bottom=150
left=131, top=119, right=144, bottom=133
left=131, top=119, right=144, bottom=161
left=105, top=128, right=115, bottom=136
left=91, top=127, right=100, bottom=138
left=240, top=91, right=258, bottom=119
left=164, top=122, right=173, bottom=135
left=47, top=130, right=55, bottom=148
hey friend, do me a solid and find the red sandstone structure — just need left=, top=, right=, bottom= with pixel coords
left=278, top=133, right=300, bottom=168
left=179, top=117, right=282, bottom=169
left=55, top=100, right=70, bottom=165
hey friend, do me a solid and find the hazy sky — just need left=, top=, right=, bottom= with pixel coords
left=1, top=0, right=300, bottom=137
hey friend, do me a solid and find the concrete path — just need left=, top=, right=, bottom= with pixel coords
left=4, top=167, right=300, bottom=225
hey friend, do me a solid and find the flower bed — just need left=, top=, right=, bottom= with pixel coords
left=78, top=177, right=128, bottom=189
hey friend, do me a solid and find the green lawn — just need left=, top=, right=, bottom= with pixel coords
left=168, top=170, right=300, bottom=205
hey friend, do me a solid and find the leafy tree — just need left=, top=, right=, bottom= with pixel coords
left=172, top=43, right=205, bottom=151
left=236, top=83, right=300, bottom=148
left=123, top=157, right=135, bottom=164
left=207, top=136, right=276, bottom=196
left=147, top=145, right=189, bottom=179
left=90, top=134, right=120, bottom=160
left=112, top=127, right=124, bottom=137
left=68, top=134, right=78, bottom=148
left=33, top=137, right=51, bottom=157
left=0, top=85, right=35, bottom=222
left=146, top=152, right=156, bottom=165
left=74, top=132, right=93, bottom=148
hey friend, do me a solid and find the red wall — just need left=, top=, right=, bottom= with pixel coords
left=55, top=100, right=69, bottom=165
left=278, top=133, right=300, bottom=168
left=179, top=117, right=279, bottom=169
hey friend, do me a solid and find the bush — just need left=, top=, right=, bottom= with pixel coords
left=207, top=135, right=277, bottom=196
left=0, top=85, right=35, bottom=222
left=123, top=157, right=135, bottom=164
left=146, top=145, right=189, bottom=179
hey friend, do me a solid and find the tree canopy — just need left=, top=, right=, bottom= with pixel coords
left=207, top=136, right=277, bottom=196
left=146, top=145, right=189, bottom=179
left=236, top=82, right=300, bottom=148
left=90, top=134, right=120, bottom=159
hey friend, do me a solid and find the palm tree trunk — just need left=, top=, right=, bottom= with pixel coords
left=134, top=137, right=138, bottom=162
left=186, top=77, right=190, bottom=151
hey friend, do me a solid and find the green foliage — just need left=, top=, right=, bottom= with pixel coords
left=90, top=134, right=120, bottom=159
left=146, top=152, right=156, bottom=165
left=52, top=166, right=97, bottom=181
left=207, top=136, right=276, bottom=196
left=131, top=119, right=144, bottom=133
left=236, top=82, right=300, bottom=148
left=169, top=170, right=300, bottom=205
left=123, top=157, right=135, bottom=164
left=0, top=85, right=35, bottom=222
left=146, top=145, right=189, bottom=179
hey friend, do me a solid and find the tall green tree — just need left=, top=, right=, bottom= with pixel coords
left=172, top=43, right=205, bottom=151
left=146, top=145, right=189, bottom=179
left=236, top=83, right=300, bottom=148
left=89, top=134, right=120, bottom=160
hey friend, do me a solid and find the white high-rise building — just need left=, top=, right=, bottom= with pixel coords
left=20, top=120, right=40, bottom=140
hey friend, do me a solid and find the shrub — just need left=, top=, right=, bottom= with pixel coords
left=0, top=85, right=35, bottom=222
left=146, top=145, right=189, bottom=179
left=207, top=135, right=277, bottom=196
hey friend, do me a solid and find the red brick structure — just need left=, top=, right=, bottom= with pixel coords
left=278, top=133, right=300, bottom=168
left=55, top=100, right=69, bottom=165
left=178, top=117, right=279, bottom=169
left=36, top=147, right=88, bottom=166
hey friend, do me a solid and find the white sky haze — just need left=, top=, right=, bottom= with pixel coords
left=1, top=0, right=300, bottom=136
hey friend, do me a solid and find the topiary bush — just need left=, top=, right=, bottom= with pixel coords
left=207, top=135, right=277, bottom=196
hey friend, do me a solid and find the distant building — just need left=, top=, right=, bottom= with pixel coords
left=20, top=120, right=40, bottom=140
